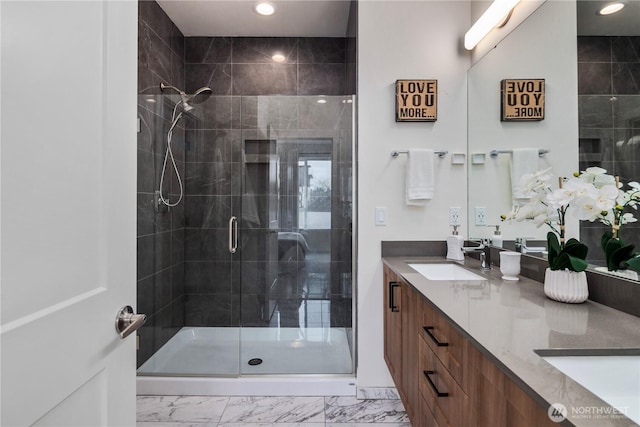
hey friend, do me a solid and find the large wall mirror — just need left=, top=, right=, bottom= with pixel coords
left=467, top=0, right=640, bottom=281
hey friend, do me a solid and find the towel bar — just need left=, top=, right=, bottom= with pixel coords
left=391, top=150, right=448, bottom=158
left=490, top=149, right=550, bottom=158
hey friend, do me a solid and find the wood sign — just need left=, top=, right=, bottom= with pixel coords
left=500, top=79, right=545, bottom=121
left=395, top=79, right=437, bottom=122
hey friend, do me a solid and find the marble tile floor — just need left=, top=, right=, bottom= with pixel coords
left=137, top=395, right=410, bottom=426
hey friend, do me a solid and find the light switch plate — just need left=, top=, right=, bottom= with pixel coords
left=375, top=207, right=387, bottom=226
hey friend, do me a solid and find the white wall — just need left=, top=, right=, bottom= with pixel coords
left=467, top=0, right=579, bottom=241
left=470, top=0, right=546, bottom=65
left=357, top=1, right=471, bottom=388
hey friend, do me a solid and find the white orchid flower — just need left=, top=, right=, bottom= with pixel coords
left=584, top=166, right=608, bottom=176
left=620, top=213, right=638, bottom=224
left=598, top=184, right=619, bottom=206
left=533, top=212, right=551, bottom=228
left=573, top=190, right=615, bottom=221
left=545, top=179, right=595, bottom=210
left=579, top=167, right=617, bottom=188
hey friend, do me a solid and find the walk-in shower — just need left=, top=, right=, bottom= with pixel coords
left=136, top=92, right=355, bottom=392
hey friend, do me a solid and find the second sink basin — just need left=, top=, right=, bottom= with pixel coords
left=408, top=263, right=486, bottom=281
left=535, top=348, right=640, bottom=424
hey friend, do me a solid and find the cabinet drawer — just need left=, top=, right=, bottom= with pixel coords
left=419, top=393, right=444, bottom=427
left=420, top=300, right=468, bottom=390
left=419, top=336, right=469, bottom=427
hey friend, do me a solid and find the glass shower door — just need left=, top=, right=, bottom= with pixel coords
left=237, top=96, right=354, bottom=375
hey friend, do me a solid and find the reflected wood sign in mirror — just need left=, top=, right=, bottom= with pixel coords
left=500, top=78, right=545, bottom=121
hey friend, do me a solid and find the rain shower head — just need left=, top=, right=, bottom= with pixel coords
left=187, top=86, right=213, bottom=105
left=160, top=83, right=212, bottom=111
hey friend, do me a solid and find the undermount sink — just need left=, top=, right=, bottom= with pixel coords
left=408, top=263, right=486, bottom=281
left=535, top=348, right=640, bottom=424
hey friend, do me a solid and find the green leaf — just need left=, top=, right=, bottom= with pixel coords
left=610, top=243, right=636, bottom=270
left=567, top=255, right=589, bottom=272
left=550, top=252, right=588, bottom=272
left=601, top=230, right=614, bottom=252
left=603, top=234, right=636, bottom=271
left=546, top=233, right=588, bottom=272
left=624, top=256, right=640, bottom=273
left=563, top=238, right=589, bottom=260
left=547, top=232, right=561, bottom=268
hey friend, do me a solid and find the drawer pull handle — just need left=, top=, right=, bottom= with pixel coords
left=424, top=370, right=449, bottom=397
left=388, top=282, right=400, bottom=312
left=424, top=326, right=449, bottom=347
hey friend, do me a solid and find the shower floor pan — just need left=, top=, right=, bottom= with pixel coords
left=137, top=327, right=353, bottom=376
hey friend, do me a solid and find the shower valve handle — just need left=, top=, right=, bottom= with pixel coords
left=115, top=305, right=147, bottom=339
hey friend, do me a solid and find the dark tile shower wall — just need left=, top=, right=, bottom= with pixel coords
left=345, top=0, right=358, bottom=96
left=136, top=0, right=355, bottom=365
left=182, top=36, right=353, bottom=328
left=578, top=36, right=640, bottom=266
left=184, top=37, right=348, bottom=96
left=137, top=0, right=186, bottom=367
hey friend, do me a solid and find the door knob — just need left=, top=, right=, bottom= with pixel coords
left=115, top=305, right=147, bottom=339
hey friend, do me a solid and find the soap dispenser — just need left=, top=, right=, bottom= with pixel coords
left=491, top=225, right=503, bottom=248
left=446, top=225, right=465, bottom=260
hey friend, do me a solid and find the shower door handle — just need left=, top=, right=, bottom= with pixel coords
left=228, top=216, right=238, bottom=254
left=115, top=305, right=147, bottom=339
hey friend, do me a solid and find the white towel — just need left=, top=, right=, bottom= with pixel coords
left=406, top=149, right=435, bottom=206
left=511, top=148, right=539, bottom=206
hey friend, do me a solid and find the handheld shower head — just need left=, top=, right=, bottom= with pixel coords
left=186, top=87, right=213, bottom=105
left=160, top=83, right=212, bottom=112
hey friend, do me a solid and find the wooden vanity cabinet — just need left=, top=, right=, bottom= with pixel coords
left=383, top=264, right=557, bottom=427
left=383, top=268, right=419, bottom=421
left=419, top=298, right=470, bottom=390
left=467, top=344, right=558, bottom=427
left=383, top=267, right=402, bottom=383
left=419, top=334, right=470, bottom=427
left=418, top=298, right=471, bottom=427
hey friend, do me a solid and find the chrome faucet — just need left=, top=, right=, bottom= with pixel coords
left=515, top=238, right=547, bottom=255
left=461, top=239, right=492, bottom=271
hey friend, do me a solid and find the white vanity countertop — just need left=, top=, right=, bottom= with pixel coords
left=383, top=256, right=640, bottom=427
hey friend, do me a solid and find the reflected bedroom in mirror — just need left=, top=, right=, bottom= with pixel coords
left=467, top=0, right=640, bottom=281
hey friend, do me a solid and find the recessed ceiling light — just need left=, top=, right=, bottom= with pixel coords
left=272, top=53, right=286, bottom=63
left=254, top=1, right=275, bottom=16
left=317, top=98, right=327, bottom=104
left=597, top=1, right=626, bottom=15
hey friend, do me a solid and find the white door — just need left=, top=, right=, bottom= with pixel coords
left=1, top=1, right=138, bottom=426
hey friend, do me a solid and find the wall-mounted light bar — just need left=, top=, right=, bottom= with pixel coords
left=464, top=0, right=521, bottom=50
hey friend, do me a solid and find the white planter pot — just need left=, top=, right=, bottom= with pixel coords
left=543, top=268, right=588, bottom=304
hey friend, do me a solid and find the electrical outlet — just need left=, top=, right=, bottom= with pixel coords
left=475, top=207, right=487, bottom=226
left=449, top=207, right=462, bottom=226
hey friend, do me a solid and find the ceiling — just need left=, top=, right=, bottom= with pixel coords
left=577, top=0, right=640, bottom=36
left=157, top=0, right=352, bottom=37
left=156, top=0, right=638, bottom=38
